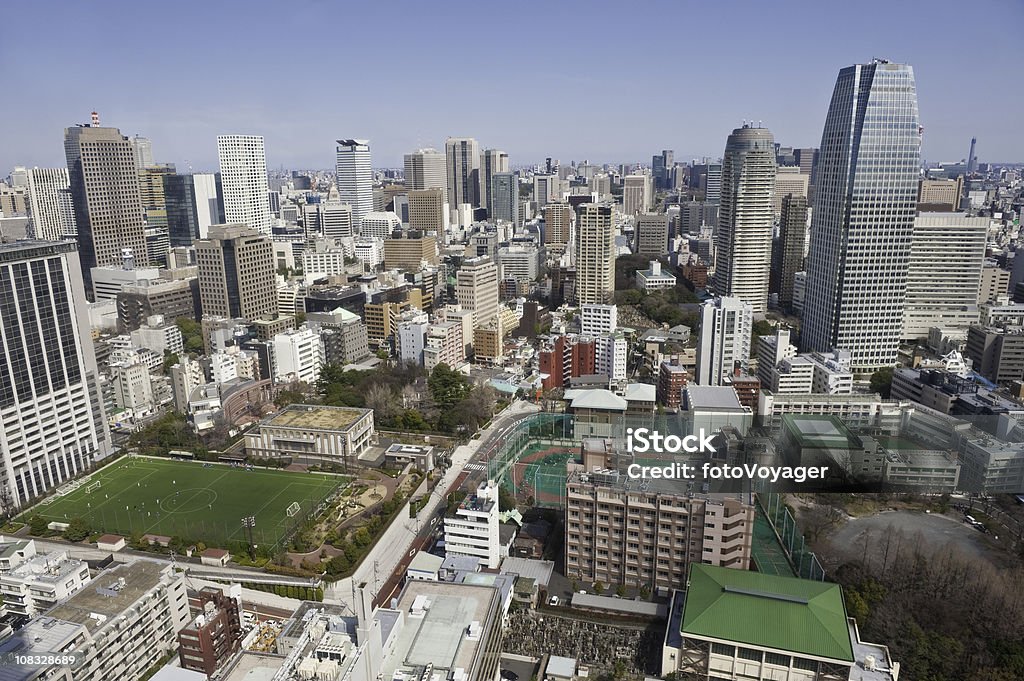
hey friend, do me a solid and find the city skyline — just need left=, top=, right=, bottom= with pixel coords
left=1, top=0, right=1022, bottom=174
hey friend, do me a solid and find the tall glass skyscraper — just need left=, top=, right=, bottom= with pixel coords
left=801, top=61, right=921, bottom=371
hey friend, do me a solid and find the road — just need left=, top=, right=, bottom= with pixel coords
left=324, top=399, right=540, bottom=605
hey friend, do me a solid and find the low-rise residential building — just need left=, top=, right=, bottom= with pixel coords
left=0, top=542, right=91, bottom=617
left=245, top=404, right=374, bottom=466
left=636, top=260, right=677, bottom=291
left=178, top=587, right=243, bottom=677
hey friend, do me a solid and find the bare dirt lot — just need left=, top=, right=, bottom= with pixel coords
left=819, top=510, right=1009, bottom=570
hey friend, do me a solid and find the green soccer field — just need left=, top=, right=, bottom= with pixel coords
left=22, top=458, right=347, bottom=551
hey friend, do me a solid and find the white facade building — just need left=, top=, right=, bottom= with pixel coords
left=596, top=333, right=629, bottom=381
left=26, top=167, right=77, bottom=240
left=272, top=327, right=324, bottom=385
left=444, top=480, right=501, bottom=569
left=696, top=296, right=753, bottom=385
left=580, top=304, right=618, bottom=336
left=216, top=135, right=271, bottom=234
left=0, top=542, right=91, bottom=617
left=336, top=139, right=374, bottom=230
left=359, top=211, right=402, bottom=240
left=397, top=310, right=430, bottom=366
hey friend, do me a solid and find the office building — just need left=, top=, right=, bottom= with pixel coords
left=359, top=211, right=401, bottom=240
left=408, top=188, right=446, bottom=233
left=903, top=213, right=987, bottom=340
left=271, top=327, right=323, bottom=384
left=636, top=260, right=677, bottom=292
left=116, top=278, right=199, bottom=332
left=64, top=123, right=148, bottom=294
left=979, top=264, right=1010, bottom=304
left=336, top=139, right=374, bottom=229
left=772, top=166, right=809, bottom=217
left=444, top=480, right=501, bottom=568
left=802, top=61, right=922, bottom=371
left=313, top=310, right=370, bottom=366
left=164, top=172, right=223, bottom=246
left=566, top=474, right=754, bottom=590
left=704, top=163, right=722, bottom=203
left=575, top=204, right=615, bottom=305
left=130, top=134, right=154, bottom=168
left=622, top=174, right=652, bottom=215
left=195, top=224, right=278, bottom=321
left=0, top=241, right=111, bottom=511
left=794, top=146, right=818, bottom=178
left=481, top=148, right=509, bottom=213
left=497, top=242, right=541, bottom=282
left=543, top=202, right=572, bottom=254
left=634, top=213, right=670, bottom=256
left=178, top=587, right=243, bottom=677
left=534, top=173, right=559, bottom=208
left=137, top=163, right=174, bottom=230
left=778, top=194, right=808, bottom=310
left=404, top=147, right=448, bottom=202
left=245, top=404, right=374, bottom=466
left=397, top=309, right=430, bottom=366
left=304, top=201, right=353, bottom=240
left=965, top=326, right=1024, bottom=383
left=26, top=167, right=77, bottom=241
left=696, top=296, right=753, bottom=386
left=580, top=304, right=617, bottom=336
left=216, top=135, right=271, bottom=234
left=713, top=125, right=776, bottom=315
left=446, top=137, right=481, bottom=208
left=490, top=172, right=518, bottom=225
left=663, top=564, right=899, bottom=681
left=384, top=232, right=438, bottom=270
left=456, top=257, right=500, bottom=328
left=918, top=177, right=963, bottom=211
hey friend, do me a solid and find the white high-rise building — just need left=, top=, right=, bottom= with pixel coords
left=713, top=125, right=776, bottom=315
left=397, top=310, right=430, bottom=366
left=216, top=135, right=271, bottom=234
left=802, top=61, right=922, bottom=371
left=456, top=256, right=499, bottom=328
left=596, top=333, right=629, bottom=381
left=404, top=148, right=448, bottom=203
left=575, top=204, right=616, bottom=305
left=580, top=304, right=618, bottom=336
left=271, top=327, right=324, bottom=385
left=130, top=135, right=154, bottom=169
left=336, top=139, right=374, bottom=230
left=304, top=201, right=353, bottom=241
left=696, top=296, right=753, bottom=386
left=0, top=241, right=111, bottom=511
left=902, top=213, right=988, bottom=340
left=26, top=167, right=77, bottom=240
left=443, top=480, right=501, bottom=569
left=446, top=137, right=481, bottom=208
left=359, top=211, right=402, bottom=240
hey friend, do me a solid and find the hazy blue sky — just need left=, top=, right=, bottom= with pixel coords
left=2, top=0, right=1021, bottom=173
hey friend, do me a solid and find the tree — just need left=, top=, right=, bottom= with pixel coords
left=593, top=581, right=605, bottom=595
left=29, top=515, right=48, bottom=535
left=63, top=517, right=90, bottom=542
left=428, top=363, right=471, bottom=407
left=870, top=367, right=894, bottom=398
left=366, top=384, right=398, bottom=422
left=175, top=318, right=205, bottom=355
left=162, top=352, right=180, bottom=374
left=498, top=485, right=516, bottom=512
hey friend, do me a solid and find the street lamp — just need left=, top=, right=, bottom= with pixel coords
left=241, top=516, right=257, bottom=559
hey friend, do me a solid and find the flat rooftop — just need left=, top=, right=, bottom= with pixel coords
left=46, top=561, right=170, bottom=632
left=0, top=617, right=83, bottom=681
left=685, top=385, right=745, bottom=411
left=380, top=580, right=500, bottom=679
left=782, top=414, right=860, bottom=449
left=264, top=404, right=372, bottom=431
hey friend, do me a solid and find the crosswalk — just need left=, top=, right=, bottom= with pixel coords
left=463, top=463, right=487, bottom=472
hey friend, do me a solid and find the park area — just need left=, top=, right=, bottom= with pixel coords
left=21, top=457, right=347, bottom=551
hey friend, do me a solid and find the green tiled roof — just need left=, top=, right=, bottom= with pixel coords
left=681, top=564, right=854, bottom=662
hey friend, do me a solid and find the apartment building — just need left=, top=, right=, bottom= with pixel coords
left=178, top=587, right=243, bottom=676
left=565, top=471, right=754, bottom=591
left=444, top=480, right=501, bottom=569
left=0, top=541, right=91, bottom=617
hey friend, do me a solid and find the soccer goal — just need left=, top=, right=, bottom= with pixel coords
left=84, top=481, right=101, bottom=494
left=286, top=502, right=301, bottom=518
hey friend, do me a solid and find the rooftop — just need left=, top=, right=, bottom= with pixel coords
left=564, top=388, right=627, bottom=411
left=264, top=404, right=372, bottom=431
left=500, top=558, right=555, bottom=588
left=0, top=617, right=84, bottom=681
left=624, top=383, right=657, bottom=403
left=46, top=561, right=172, bottom=632
left=681, top=564, right=854, bottom=662
left=684, top=385, right=745, bottom=411
left=782, top=414, right=861, bottom=450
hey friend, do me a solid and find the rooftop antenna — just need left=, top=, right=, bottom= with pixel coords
left=90, top=111, right=100, bottom=127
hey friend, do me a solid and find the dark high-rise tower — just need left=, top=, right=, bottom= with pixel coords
left=64, top=122, right=148, bottom=295
left=967, top=137, right=978, bottom=174
left=801, top=61, right=921, bottom=371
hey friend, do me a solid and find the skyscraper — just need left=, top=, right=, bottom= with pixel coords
left=777, top=194, right=808, bottom=311
left=0, top=241, right=110, bottom=510
left=130, top=135, right=154, bottom=169
left=404, top=148, right=448, bottom=203
left=446, top=137, right=481, bottom=209
left=696, top=296, right=753, bottom=385
left=25, top=167, right=77, bottom=241
left=622, top=174, right=652, bottom=215
left=195, top=224, right=278, bottom=321
left=802, top=61, right=922, bottom=371
left=336, top=139, right=374, bottom=230
left=543, top=202, right=572, bottom=255
left=533, top=174, right=559, bottom=208
left=704, top=163, right=722, bottom=203
left=634, top=213, right=670, bottom=256
left=575, top=203, right=615, bottom=305
left=966, top=137, right=977, bottom=175
left=408, top=188, right=446, bottom=234
left=455, top=256, right=499, bottom=328
left=64, top=123, right=148, bottom=294
left=489, top=172, right=518, bottom=225
left=137, top=164, right=175, bottom=229
left=217, top=135, right=271, bottom=234
left=163, top=172, right=223, bottom=246
left=480, top=148, right=509, bottom=214
left=712, top=125, right=776, bottom=314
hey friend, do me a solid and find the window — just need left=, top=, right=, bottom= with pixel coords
left=737, top=648, right=761, bottom=662
left=711, top=643, right=734, bottom=656
left=765, top=653, right=789, bottom=667
left=792, top=657, right=818, bottom=672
